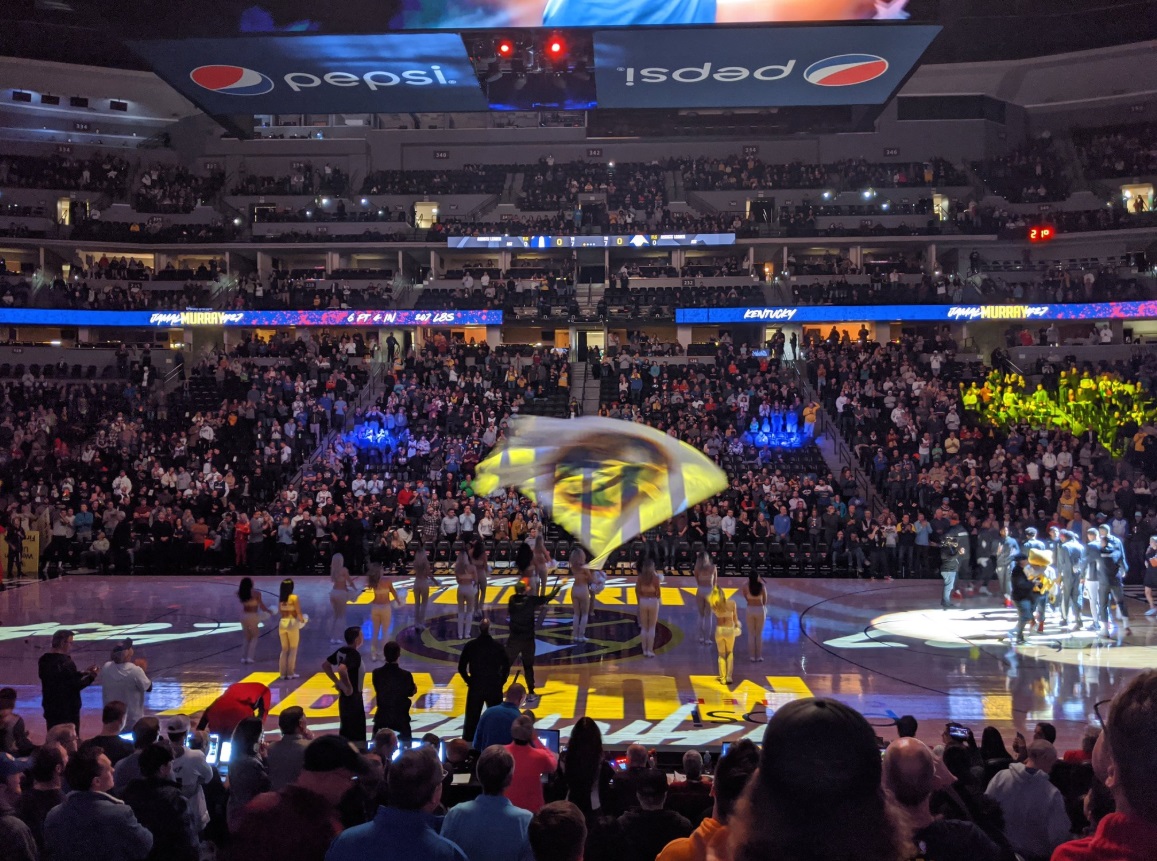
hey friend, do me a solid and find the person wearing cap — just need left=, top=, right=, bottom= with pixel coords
left=0, top=753, right=36, bottom=861
left=1052, top=669, right=1157, bottom=861
left=163, top=714, right=213, bottom=835
left=504, top=715, right=557, bottom=814
left=1054, top=528, right=1088, bottom=630
left=228, top=735, right=369, bottom=861
left=100, top=640, right=152, bottom=728
left=120, top=742, right=199, bottom=861
left=616, top=767, right=693, bottom=861
left=1145, top=534, right=1157, bottom=617
left=883, top=737, right=1002, bottom=861
left=725, top=697, right=907, bottom=861
left=44, top=746, right=154, bottom=861
left=440, top=745, right=533, bottom=861
left=38, top=629, right=99, bottom=733
left=113, top=718, right=161, bottom=791
left=325, top=745, right=467, bottom=861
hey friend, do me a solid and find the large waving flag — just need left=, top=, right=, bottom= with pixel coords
left=474, top=416, right=728, bottom=567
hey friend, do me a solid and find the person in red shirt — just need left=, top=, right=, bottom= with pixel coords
left=1062, top=726, right=1099, bottom=764
left=196, top=682, right=271, bottom=737
left=504, top=716, right=557, bottom=814
left=1052, top=670, right=1157, bottom=861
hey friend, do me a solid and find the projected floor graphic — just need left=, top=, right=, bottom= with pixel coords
left=1, top=576, right=1153, bottom=750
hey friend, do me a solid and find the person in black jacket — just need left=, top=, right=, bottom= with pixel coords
left=458, top=619, right=510, bottom=743
left=1007, top=554, right=1036, bottom=645
left=121, top=743, right=199, bottom=861
left=371, top=641, right=417, bottom=744
left=505, top=568, right=563, bottom=701
left=38, top=629, right=99, bottom=732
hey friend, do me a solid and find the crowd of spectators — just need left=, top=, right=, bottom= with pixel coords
left=8, top=643, right=1153, bottom=861
left=0, top=154, right=130, bottom=195
left=233, top=163, right=350, bottom=196
left=1074, top=122, right=1157, bottom=178
left=804, top=331, right=1157, bottom=580
left=361, top=166, right=505, bottom=196
left=70, top=219, right=240, bottom=245
left=0, top=333, right=375, bottom=579
left=974, top=136, right=1071, bottom=203
left=133, top=164, right=224, bottom=214
left=679, top=155, right=967, bottom=191
left=786, top=264, right=1150, bottom=306
left=520, top=160, right=667, bottom=214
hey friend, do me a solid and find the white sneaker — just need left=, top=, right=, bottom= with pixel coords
left=1146, top=608, right=1157, bottom=617
left=979, top=586, right=991, bottom=596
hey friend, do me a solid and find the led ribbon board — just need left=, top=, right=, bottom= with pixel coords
left=448, top=234, right=736, bottom=249
left=0, top=309, right=503, bottom=327
left=677, top=302, right=1157, bottom=324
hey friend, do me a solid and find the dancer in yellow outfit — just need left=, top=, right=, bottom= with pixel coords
left=710, top=586, right=741, bottom=685
left=277, top=579, right=307, bottom=680
left=367, top=566, right=398, bottom=662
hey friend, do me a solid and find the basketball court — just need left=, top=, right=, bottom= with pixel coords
left=2, top=575, right=1152, bottom=751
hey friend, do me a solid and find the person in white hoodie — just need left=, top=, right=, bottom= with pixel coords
left=984, top=738, right=1071, bottom=861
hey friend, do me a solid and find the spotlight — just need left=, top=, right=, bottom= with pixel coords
left=360, top=198, right=369, bottom=206
left=821, top=191, right=831, bottom=200
left=320, top=197, right=330, bottom=206
left=546, top=35, right=566, bottom=57
left=497, top=39, right=515, bottom=57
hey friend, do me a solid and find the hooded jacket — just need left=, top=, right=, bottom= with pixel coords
left=984, top=763, right=1071, bottom=860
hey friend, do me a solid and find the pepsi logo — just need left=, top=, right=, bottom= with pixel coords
left=190, top=65, right=274, bottom=96
left=803, top=54, right=889, bottom=87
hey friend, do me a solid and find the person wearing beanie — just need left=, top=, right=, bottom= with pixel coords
left=504, top=544, right=562, bottom=700
left=726, top=697, right=910, bottom=861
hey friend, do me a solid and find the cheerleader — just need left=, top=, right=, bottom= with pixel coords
left=710, top=586, right=741, bottom=685
left=454, top=551, right=477, bottom=639
left=412, top=547, right=439, bottom=631
left=693, top=552, right=717, bottom=644
left=328, top=553, right=358, bottom=645
left=740, top=573, right=768, bottom=662
left=237, top=577, right=271, bottom=664
left=635, top=558, right=662, bottom=658
left=277, top=579, right=307, bottom=679
left=366, top=565, right=398, bottom=661
left=569, top=547, right=593, bottom=643
left=470, top=539, right=490, bottom=620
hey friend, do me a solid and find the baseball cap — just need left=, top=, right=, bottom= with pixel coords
left=111, top=638, right=134, bottom=656
left=163, top=714, right=191, bottom=735
left=302, top=735, right=370, bottom=775
left=0, top=754, right=31, bottom=779
left=759, top=698, right=882, bottom=803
